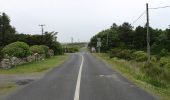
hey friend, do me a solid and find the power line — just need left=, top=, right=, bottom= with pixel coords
left=131, top=10, right=146, bottom=25
left=149, top=6, right=170, bottom=9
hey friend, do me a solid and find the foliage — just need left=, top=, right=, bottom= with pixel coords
left=132, top=51, right=147, bottom=62
left=63, top=43, right=84, bottom=53
left=95, top=53, right=170, bottom=100
left=50, top=42, right=63, bottom=55
left=0, top=12, right=16, bottom=46
left=30, top=45, right=45, bottom=54
left=160, top=57, right=170, bottom=68
left=0, top=12, right=62, bottom=57
left=89, top=22, right=170, bottom=54
left=40, top=45, right=49, bottom=57
left=0, top=55, right=68, bottom=74
left=1, top=41, right=30, bottom=58
left=14, top=32, right=62, bottom=55
left=109, top=48, right=133, bottom=60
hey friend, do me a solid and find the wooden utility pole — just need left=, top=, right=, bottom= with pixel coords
left=106, top=33, right=109, bottom=47
left=146, top=3, right=150, bottom=63
left=39, top=24, right=45, bottom=35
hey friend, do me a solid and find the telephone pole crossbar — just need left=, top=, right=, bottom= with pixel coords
left=39, top=24, right=45, bottom=35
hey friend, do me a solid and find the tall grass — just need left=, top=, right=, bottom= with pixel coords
left=94, top=53, right=170, bottom=100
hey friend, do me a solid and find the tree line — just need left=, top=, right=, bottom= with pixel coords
left=0, top=12, right=62, bottom=57
left=89, top=22, right=170, bottom=55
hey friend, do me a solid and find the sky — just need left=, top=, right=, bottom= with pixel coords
left=0, top=0, right=170, bottom=43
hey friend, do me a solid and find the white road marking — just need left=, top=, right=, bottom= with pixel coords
left=74, top=55, right=84, bottom=100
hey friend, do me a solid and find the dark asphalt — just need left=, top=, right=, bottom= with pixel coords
left=5, top=53, right=158, bottom=100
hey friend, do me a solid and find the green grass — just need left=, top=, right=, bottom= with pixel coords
left=0, top=55, right=68, bottom=74
left=93, top=53, right=170, bottom=100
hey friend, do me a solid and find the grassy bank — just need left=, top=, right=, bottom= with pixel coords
left=0, top=55, right=68, bottom=74
left=93, top=53, right=170, bottom=100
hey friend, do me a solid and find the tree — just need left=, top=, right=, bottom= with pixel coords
left=117, top=22, right=134, bottom=49
left=0, top=12, right=16, bottom=46
left=133, top=26, right=146, bottom=50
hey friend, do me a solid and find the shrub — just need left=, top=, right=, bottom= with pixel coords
left=1, top=41, right=30, bottom=58
left=50, top=42, right=63, bottom=55
left=68, top=46, right=79, bottom=53
left=151, top=55, right=157, bottom=62
left=132, top=51, right=147, bottom=62
left=109, top=48, right=132, bottom=60
left=142, top=62, right=170, bottom=87
left=109, top=48, right=122, bottom=58
left=30, top=45, right=45, bottom=54
left=118, top=49, right=132, bottom=60
left=0, top=46, right=3, bottom=61
left=160, top=56, right=170, bottom=67
left=0, top=53, right=2, bottom=60
left=40, top=45, right=50, bottom=57
left=160, top=49, right=168, bottom=57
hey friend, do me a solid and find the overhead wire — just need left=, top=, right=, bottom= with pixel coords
left=131, top=10, right=146, bottom=25
left=149, top=6, right=170, bottom=9
left=131, top=5, right=170, bottom=25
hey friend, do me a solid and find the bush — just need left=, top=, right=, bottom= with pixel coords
left=30, top=45, right=45, bottom=54
left=68, top=46, right=79, bottom=53
left=109, top=48, right=132, bottom=60
left=0, top=46, right=3, bottom=61
left=132, top=51, right=147, bottom=62
left=1, top=41, right=30, bottom=58
left=118, top=49, right=132, bottom=60
left=160, top=56, right=170, bottom=67
left=0, top=52, right=3, bottom=61
left=160, top=49, right=169, bottom=57
left=151, top=55, right=157, bottom=62
left=109, top=48, right=122, bottom=58
left=142, top=62, right=170, bottom=87
left=40, top=45, right=50, bottom=57
left=50, top=42, right=63, bottom=55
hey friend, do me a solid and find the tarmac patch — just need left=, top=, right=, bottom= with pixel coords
left=16, top=79, right=34, bottom=85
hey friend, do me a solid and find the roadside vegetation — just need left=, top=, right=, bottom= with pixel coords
left=89, top=22, right=170, bottom=100
left=0, top=12, right=64, bottom=69
left=62, top=42, right=87, bottom=53
left=0, top=55, right=67, bottom=74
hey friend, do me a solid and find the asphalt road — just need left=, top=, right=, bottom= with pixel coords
left=5, top=52, right=158, bottom=100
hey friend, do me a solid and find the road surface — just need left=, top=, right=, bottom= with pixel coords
left=5, top=53, right=158, bottom=100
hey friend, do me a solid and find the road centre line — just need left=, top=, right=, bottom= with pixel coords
left=74, top=55, right=84, bottom=100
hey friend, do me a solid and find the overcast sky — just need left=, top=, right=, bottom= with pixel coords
left=0, top=0, right=170, bottom=43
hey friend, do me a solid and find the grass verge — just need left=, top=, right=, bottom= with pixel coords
left=0, top=55, right=68, bottom=74
left=93, top=53, right=170, bottom=100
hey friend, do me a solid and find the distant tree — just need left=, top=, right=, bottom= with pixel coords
left=133, top=26, right=146, bottom=50
left=117, top=22, right=134, bottom=49
left=0, top=12, right=16, bottom=46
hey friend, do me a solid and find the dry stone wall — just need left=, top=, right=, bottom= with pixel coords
left=0, top=54, right=46, bottom=69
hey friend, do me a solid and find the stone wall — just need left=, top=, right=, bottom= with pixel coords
left=0, top=54, right=46, bottom=69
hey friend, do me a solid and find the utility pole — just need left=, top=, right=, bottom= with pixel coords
left=169, top=25, right=170, bottom=29
left=146, top=3, right=150, bottom=63
left=106, top=33, right=109, bottom=47
left=71, top=37, right=73, bottom=44
left=97, top=38, right=101, bottom=53
left=39, top=24, right=45, bottom=35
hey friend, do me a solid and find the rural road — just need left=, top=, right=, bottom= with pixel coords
left=5, top=52, right=157, bottom=100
